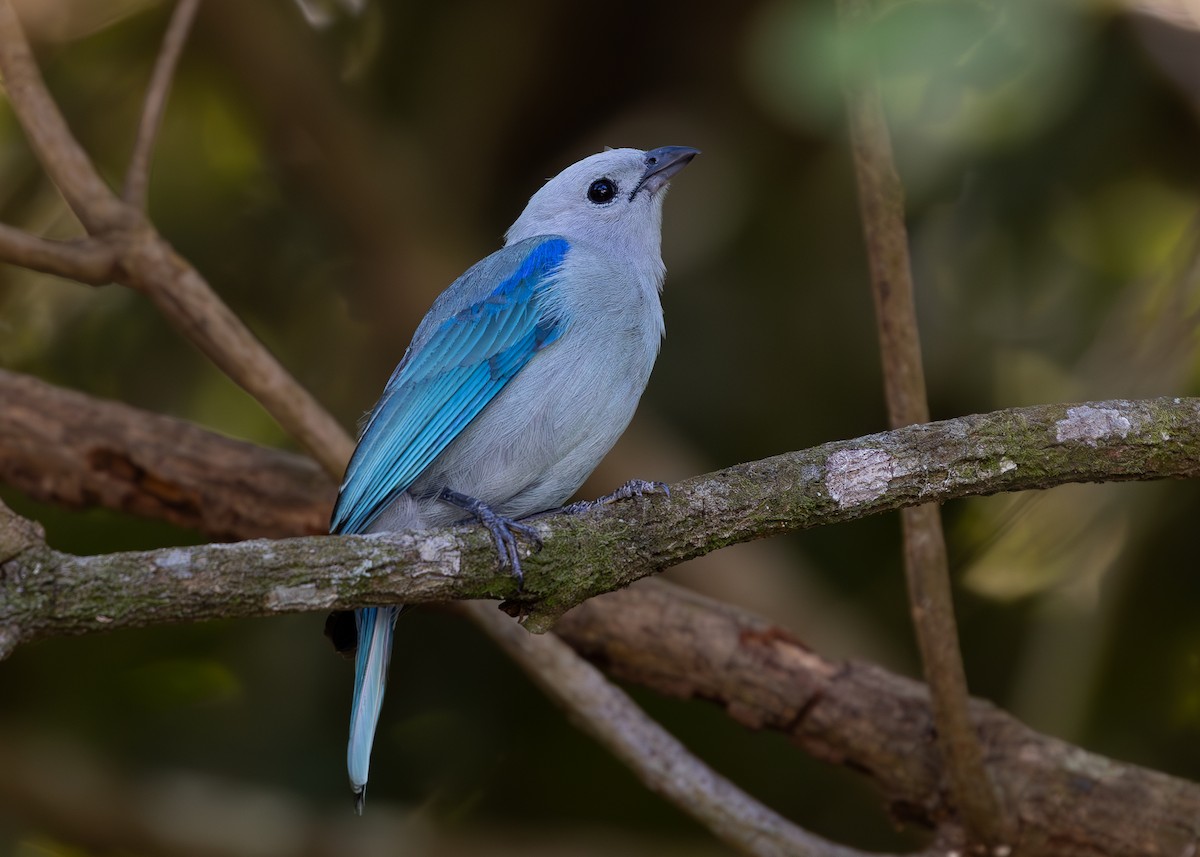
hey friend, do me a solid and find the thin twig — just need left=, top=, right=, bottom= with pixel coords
left=0, top=1, right=354, bottom=477
left=0, top=222, right=115, bottom=283
left=0, top=0, right=129, bottom=233
left=464, top=601, right=913, bottom=857
left=123, top=0, right=202, bottom=210
left=837, top=0, right=1007, bottom=845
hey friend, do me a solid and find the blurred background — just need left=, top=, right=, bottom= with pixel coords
left=2, top=0, right=1200, bottom=853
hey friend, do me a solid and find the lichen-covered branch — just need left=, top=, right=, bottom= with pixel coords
left=3, top=390, right=1197, bottom=652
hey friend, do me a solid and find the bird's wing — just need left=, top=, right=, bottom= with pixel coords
left=331, top=236, right=571, bottom=534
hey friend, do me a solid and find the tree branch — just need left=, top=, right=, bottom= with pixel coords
left=838, top=0, right=1005, bottom=843
left=556, top=580, right=1200, bottom=857
left=3, top=382, right=1197, bottom=647
left=0, top=223, right=116, bottom=283
left=0, top=369, right=332, bottom=540
left=0, top=0, right=131, bottom=233
left=0, top=1, right=354, bottom=478
left=2, top=9, right=1197, bottom=850
left=113, top=232, right=356, bottom=477
left=123, top=0, right=202, bottom=210
left=466, top=601, right=905, bottom=857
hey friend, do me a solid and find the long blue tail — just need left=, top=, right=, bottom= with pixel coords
left=348, top=605, right=400, bottom=813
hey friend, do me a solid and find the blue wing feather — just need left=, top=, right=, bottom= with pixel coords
left=331, top=236, right=571, bottom=535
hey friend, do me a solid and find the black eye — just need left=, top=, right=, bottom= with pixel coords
left=587, top=178, right=617, bottom=204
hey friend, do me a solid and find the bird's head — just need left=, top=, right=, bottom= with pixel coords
left=505, top=146, right=698, bottom=257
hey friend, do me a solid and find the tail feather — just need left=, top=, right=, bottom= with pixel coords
left=348, top=605, right=400, bottom=813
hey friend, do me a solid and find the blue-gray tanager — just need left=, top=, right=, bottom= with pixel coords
left=329, top=145, right=698, bottom=811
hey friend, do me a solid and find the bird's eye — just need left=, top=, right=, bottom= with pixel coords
left=587, top=178, right=617, bottom=204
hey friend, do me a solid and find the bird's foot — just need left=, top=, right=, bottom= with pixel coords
left=560, top=478, right=671, bottom=515
left=439, top=488, right=542, bottom=588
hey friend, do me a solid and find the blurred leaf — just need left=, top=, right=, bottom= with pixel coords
left=121, top=658, right=242, bottom=710
left=12, top=837, right=94, bottom=857
left=1052, top=179, right=1196, bottom=279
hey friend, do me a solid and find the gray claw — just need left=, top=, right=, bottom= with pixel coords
left=562, top=478, right=671, bottom=515
left=439, top=487, right=541, bottom=588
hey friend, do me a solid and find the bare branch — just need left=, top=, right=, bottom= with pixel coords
left=838, top=0, right=1005, bottom=842
left=0, top=223, right=116, bottom=283
left=0, top=369, right=332, bottom=539
left=123, top=0, right=202, bottom=210
left=0, top=2, right=354, bottom=477
left=113, top=230, right=356, bottom=477
left=557, top=581, right=1200, bottom=857
left=0, top=0, right=130, bottom=233
left=465, top=602, right=900, bottom=857
left=0, top=218, right=355, bottom=477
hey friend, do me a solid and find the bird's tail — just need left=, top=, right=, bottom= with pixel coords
left=348, top=605, right=400, bottom=813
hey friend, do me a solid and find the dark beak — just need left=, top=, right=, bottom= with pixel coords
left=632, top=146, right=700, bottom=199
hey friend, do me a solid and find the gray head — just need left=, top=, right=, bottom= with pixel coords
left=505, top=147, right=698, bottom=264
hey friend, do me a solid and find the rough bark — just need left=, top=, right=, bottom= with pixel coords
left=557, top=582, right=1200, bottom=856
left=2, top=377, right=1198, bottom=644
left=0, top=369, right=333, bottom=540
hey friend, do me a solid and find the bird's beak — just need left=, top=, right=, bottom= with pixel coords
left=632, top=146, right=700, bottom=199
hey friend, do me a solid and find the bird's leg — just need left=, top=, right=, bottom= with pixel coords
left=559, top=478, right=671, bottom=515
left=438, top=488, right=543, bottom=587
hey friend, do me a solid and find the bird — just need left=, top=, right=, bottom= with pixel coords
left=328, top=145, right=699, bottom=812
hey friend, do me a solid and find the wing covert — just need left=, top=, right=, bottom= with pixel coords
left=331, top=237, right=570, bottom=534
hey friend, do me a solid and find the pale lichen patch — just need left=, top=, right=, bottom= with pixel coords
left=999, top=458, right=1017, bottom=474
left=417, top=532, right=461, bottom=567
left=688, top=478, right=734, bottom=514
left=154, top=548, right=193, bottom=578
left=825, top=448, right=894, bottom=509
left=1055, top=406, right=1131, bottom=446
left=266, top=583, right=337, bottom=611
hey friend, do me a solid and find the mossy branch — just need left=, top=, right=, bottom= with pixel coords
left=2, top=395, right=1197, bottom=654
